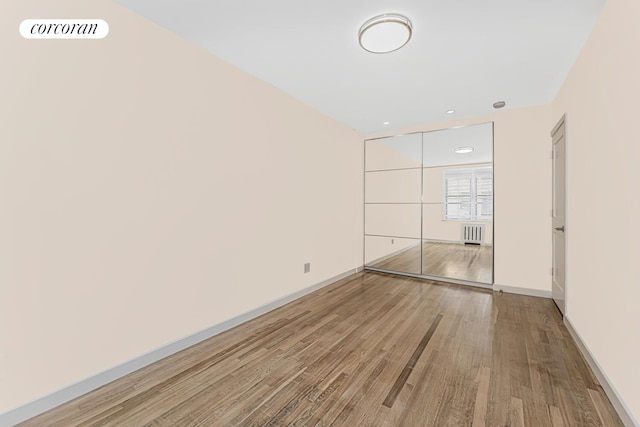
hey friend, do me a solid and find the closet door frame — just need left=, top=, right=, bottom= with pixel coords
left=363, top=122, right=494, bottom=289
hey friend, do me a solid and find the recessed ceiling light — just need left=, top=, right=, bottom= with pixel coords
left=358, top=14, right=413, bottom=54
left=383, top=121, right=390, bottom=125
left=493, top=101, right=506, bottom=109
left=454, top=146, right=474, bottom=154
left=446, top=110, right=455, bottom=115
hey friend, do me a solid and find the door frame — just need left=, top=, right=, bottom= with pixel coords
left=551, top=114, right=568, bottom=315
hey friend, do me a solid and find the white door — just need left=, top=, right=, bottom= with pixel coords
left=551, top=115, right=567, bottom=315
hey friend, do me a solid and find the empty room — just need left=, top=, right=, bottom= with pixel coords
left=1, top=0, right=639, bottom=426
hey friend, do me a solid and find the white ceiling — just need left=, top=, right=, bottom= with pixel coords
left=115, top=0, right=605, bottom=135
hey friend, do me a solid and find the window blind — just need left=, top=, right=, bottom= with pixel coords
left=443, top=167, right=493, bottom=221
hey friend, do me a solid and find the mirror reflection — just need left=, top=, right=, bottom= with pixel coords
left=364, top=123, right=493, bottom=285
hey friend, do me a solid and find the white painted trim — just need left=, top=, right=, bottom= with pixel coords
left=492, top=283, right=552, bottom=298
left=564, top=317, right=639, bottom=427
left=0, top=267, right=361, bottom=427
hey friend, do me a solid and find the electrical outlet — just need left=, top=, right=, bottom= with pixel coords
left=304, top=262, right=311, bottom=274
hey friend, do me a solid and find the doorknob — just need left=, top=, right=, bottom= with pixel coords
left=554, top=226, right=565, bottom=232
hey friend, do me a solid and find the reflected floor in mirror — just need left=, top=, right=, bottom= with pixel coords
left=369, top=241, right=493, bottom=283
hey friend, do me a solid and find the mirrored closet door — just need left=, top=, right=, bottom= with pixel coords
left=364, top=123, right=494, bottom=286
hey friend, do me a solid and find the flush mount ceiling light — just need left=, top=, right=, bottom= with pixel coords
left=446, top=110, right=456, bottom=115
left=358, top=14, right=413, bottom=54
left=454, top=146, right=474, bottom=154
left=493, top=101, right=506, bottom=109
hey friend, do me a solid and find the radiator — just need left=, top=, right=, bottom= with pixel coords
left=461, top=224, right=485, bottom=244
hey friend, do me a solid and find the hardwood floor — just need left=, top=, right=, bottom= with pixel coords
left=20, top=272, right=622, bottom=426
left=370, top=241, right=493, bottom=284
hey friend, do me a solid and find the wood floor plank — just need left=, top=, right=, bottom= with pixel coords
left=588, top=388, right=625, bottom=427
left=18, top=271, right=624, bottom=427
left=472, top=366, right=491, bottom=427
left=510, top=396, right=526, bottom=427
left=549, top=404, right=567, bottom=427
left=382, top=313, right=443, bottom=408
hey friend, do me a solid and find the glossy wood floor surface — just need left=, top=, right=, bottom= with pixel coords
left=20, top=272, right=622, bottom=427
left=370, top=242, right=493, bottom=284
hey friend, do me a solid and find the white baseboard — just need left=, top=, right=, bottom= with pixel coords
left=0, top=267, right=361, bottom=427
left=493, top=283, right=552, bottom=299
left=563, top=317, right=639, bottom=427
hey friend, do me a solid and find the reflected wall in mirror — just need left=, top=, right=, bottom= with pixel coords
left=364, top=123, right=494, bottom=285
left=364, top=133, right=422, bottom=275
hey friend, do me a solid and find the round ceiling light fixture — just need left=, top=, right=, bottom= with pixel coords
left=358, top=14, right=413, bottom=54
left=454, top=146, right=474, bottom=154
left=493, top=101, right=506, bottom=109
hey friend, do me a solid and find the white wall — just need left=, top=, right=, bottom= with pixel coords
left=367, top=105, right=553, bottom=293
left=553, top=0, right=640, bottom=421
left=0, top=0, right=363, bottom=413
